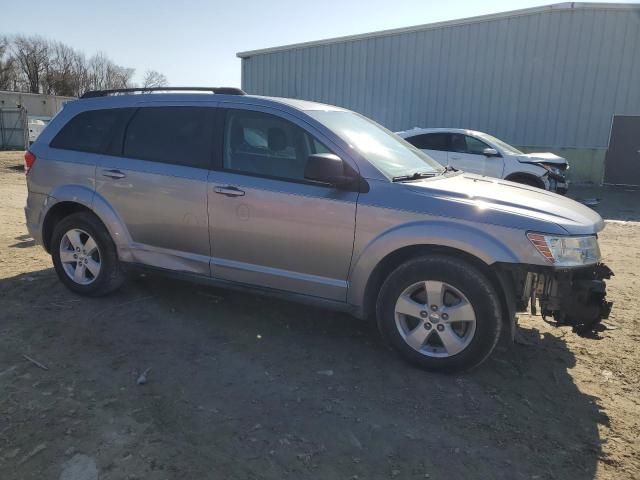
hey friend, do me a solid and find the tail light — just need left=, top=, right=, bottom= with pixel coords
left=24, top=150, right=36, bottom=175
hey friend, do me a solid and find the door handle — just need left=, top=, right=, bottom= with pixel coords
left=215, top=185, right=245, bottom=197
left=450, top=155, right=461, bottom=160
left=102, top=169, right=126, bottom=179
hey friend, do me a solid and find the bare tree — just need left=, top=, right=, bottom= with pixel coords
left=109, top=65, right=135, bottom=90
left=2, top=36, right=162, bottom=96
left=86, top=52, right=109, bottom=91
left=72, top=53, right=90, bottom=96
left=42, top=41, right=83, bottom=96
left=0, top=36, right=17, bottom=90
left=11, top=35, right=49, bottom=93
left=142, top=70, right=168, bottom=88
left=86, top=52, right=135, bottom=92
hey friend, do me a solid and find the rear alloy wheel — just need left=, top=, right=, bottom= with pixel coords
left=59, top=228, right=102, bottom=285
left=51, top=212, right=124, bottom=296
left=377, top=255, right=502, bottom=372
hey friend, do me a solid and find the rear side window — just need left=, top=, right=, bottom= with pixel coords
left=124, top=107, right=215, bottom=168
left=405, top=133, right=449, bottom=151
left=51, top=108, right=130, bottom=153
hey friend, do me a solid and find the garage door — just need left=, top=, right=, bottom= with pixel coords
left=604, top=115, right=640, bottom=186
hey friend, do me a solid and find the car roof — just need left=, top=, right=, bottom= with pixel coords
left=396, top=127, right=487, bottom=137
left=69, top=92, right=347, bottom=115
left=257, top=95, right=347, bottom=112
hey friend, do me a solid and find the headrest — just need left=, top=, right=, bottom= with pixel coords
left=268, top=127, right=288, bottom=152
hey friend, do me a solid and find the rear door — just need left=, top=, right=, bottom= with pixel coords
left=404, top=132, right=450, bottom=165
left=448, top=134, right=504, bottom=178
left=207, top=106, right=358, bottom=301
left=95, top=104, right=215, bottom=275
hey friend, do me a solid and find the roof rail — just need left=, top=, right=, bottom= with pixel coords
left=80, top=87, right=246, bottom=99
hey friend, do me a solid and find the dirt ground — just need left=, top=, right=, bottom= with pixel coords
left=0, top=150, right=638, bottom=480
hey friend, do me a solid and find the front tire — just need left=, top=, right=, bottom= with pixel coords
left=51, top=212, right=124, bottom=296
left=376, top=255, right=502, bottom=373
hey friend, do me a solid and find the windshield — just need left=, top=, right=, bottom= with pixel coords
left=475, top=132, right=523, bottom=155
left=306, top=110, right=443, bottom=178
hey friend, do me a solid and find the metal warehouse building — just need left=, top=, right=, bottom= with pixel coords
left=237, top=2, right=640, bottom=185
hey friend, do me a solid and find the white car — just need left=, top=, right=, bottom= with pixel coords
left=28, top=117, right=50, bottom=144
left=396, top=128, right=569, bottom=194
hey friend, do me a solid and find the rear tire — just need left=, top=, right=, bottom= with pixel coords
left=51, top=212, right=124, bottom=296
left=376, top=255, right=501, bottom=373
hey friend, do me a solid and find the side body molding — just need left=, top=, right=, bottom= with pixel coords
left=346, top=220, right=520, bottom=308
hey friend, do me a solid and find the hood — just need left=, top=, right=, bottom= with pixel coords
left=516, top=152, right=567, bottom=165
left=403, top=173, right=603, bottom=235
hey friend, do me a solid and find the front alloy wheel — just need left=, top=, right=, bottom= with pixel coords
left=395, top=280, right=476, bottom=358
left=377, top=255, right=502, bottom=372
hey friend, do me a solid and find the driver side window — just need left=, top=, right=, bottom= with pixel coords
left=223, top=110, right=331, bottom=181
left=464, top=135, right=491, bottom=155
left=451, top=133, right=490, bottom=155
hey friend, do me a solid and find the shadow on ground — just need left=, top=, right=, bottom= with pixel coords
left=9, top=234, right=36, bottom=249
left=0, top=269, right=607, bottom=479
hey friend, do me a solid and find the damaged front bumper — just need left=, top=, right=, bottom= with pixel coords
left=526, top=263, right=614, bottom=335
left=544, top=171, right=569, bottom=195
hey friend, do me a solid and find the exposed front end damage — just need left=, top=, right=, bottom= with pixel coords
left=499, top=263, right=614, bottom=336
left=530, top=263, right=613, bottom=334
left=543, top=170, right=569, bottom=195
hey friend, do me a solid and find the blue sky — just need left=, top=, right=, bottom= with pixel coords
left=1, top=0, right=637, bottom=88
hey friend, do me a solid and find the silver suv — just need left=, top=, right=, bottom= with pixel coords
left=24, top=87, right=613, bottom=372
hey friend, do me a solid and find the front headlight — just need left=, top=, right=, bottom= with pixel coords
left=527, top=233, right=601, bottom=266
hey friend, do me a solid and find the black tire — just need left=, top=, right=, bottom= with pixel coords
left=51, top=212, right=125, bottom=296
left=376, top=255, right=502, bottom=373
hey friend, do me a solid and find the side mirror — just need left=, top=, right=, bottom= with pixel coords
left=483, top=147, right=500, bottom=157
left=304, top=153, right=352, bottom=186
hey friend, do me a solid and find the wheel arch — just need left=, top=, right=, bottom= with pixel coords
left=42, top=201, right=94, bottom=253
left=356, top=224, right=517, bottom=344
left=359, top=245, right=500, bottom=313
left=504, top=171, right=546, bottom=189
left=354, top=244, right=518, bottom=345
left=41, top=186, right=132, bottom=258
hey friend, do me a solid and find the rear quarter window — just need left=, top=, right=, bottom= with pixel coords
left=50, top=108, right=132, bottom=154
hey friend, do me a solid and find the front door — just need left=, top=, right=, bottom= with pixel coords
left=604, top=115, right=640, bottom=186
left=208, top=107, right=358, bottom=301
left=96, top=105, right=215, bottom=275
left=448, top=134, right=504, bottom=178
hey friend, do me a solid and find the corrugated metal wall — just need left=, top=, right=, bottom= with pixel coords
left=241, top=6, right=640, bottom=149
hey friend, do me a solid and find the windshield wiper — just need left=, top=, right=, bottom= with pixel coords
left=392, top=171, right=439, bottom=182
